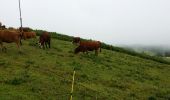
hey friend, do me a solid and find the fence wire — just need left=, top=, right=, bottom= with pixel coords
left=46, top=69, right=112, bottom=100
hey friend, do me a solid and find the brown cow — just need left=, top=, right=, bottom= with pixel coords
left=22, top=32, right=36, bottom=40
left=5, top=28, right=23, bottom=45
left=72, top=37, right=80, bottom=45
left=0, top=30, right=21, bottom=52
left=74, top=41, right=101, bottom=55
left=39, top=32, right=51, bottom=49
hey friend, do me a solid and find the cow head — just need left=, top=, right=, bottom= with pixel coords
left=72, top=37, right=80, bottom=45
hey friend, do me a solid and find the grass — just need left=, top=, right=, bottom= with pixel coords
left=0, top=38, right=170, bottom=100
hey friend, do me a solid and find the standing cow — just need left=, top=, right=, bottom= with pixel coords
left=74, top=41, right=101, bottom=55
left=0, top=30, right=21, bottom=52
left=39, top=32, right=51, bottom=49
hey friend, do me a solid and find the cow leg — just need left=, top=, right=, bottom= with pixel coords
left=45, top=42, right=47, bottom=48
left=0, top=42, right=6, bottom=52
left=43, top=43, right=45, bottom=49
left=3, top=47, right=7, bottom=52
left=16, top=41, right=21, bottom=52
left=19, top=33, right=23, bottom=45
left=95, top=49, right=98, bottom=56
left=48, top=41, right=51, bottom=48
left=45, top=42, right=48, bottom=48
left=40, top=41, right=45, bottom=49
left=0, top=42, right=2, bottom=51
left=82, top=51, right=86, bottom=54
left=42, top=44, right=44, bottom=49
left=20, top=39, right=22, bottom=45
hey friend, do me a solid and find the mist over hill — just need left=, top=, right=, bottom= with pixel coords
left=120, top=44, right=170, bottom=57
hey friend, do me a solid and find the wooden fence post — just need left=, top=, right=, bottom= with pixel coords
left=70, top=70, right=76, bottom=100
left=18, top=0, right=23, bottom=29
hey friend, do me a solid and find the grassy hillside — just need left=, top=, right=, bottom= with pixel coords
left=34, top=29, right=170, bottom=65
left=0, top=38, right=170, bottom=100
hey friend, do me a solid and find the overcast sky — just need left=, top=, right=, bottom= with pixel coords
left=0, top=0, right=170, bottom=46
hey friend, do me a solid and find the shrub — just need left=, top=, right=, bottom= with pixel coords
left=6, top=77, right=25, bottom=85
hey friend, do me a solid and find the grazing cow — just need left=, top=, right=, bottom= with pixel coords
left=39, top=32, right=51, bottom=49
left=22, top=32, right=36, bottom=40
left=0, top=30, right=21, bottom=52
left=74, top=41, right=101, bottom=55
left=72, top=37, right=80, bottom=45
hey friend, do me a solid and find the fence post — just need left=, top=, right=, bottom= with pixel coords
left=96, top=93, right=97, bottom=100
left=70, top=70, right=76, bottom=100
left=18, top=0, right=23, bottom=30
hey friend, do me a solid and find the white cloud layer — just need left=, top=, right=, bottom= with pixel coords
left=0, top=0, right=170, bottom=45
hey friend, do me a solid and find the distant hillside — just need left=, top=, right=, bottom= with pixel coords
left=0, top=34, right=170, bottom=100
left=123, top=45, right=170, bottom=57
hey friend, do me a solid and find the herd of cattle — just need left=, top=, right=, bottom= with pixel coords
left=0, top=23, right=101, bottom=55
left=0, top=25, right=50, bottom=51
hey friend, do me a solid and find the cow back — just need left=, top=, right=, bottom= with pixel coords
left=79, top=41, right=101, bottom=49
left=23, top=32, right=36, bottom=39
left=0, top=30, right=21, bottom=43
